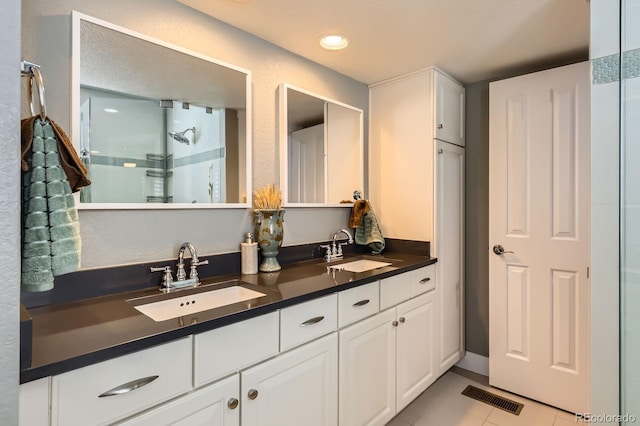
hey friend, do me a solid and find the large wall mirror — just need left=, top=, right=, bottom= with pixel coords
left=279, top=84, right=364, bottom=207
left=71, top=12, right=252, bottom=208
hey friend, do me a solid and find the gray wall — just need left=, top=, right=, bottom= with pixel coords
left=1, top=0, right=21, bottom=423
left=463, top=55, right=588, bottom=357
left=464, top=81, right=490, bottom=357
left=22, top=0, right=368, bottom=269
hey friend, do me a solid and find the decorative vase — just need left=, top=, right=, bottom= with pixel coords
left=254, top=209, right=285, bottom=272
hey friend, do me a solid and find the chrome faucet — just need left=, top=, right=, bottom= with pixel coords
left=150, top=242, right=209, bottom=292
left=321, top=229, right=354, bottom=262
left=177, top=242, right=208, bottom=284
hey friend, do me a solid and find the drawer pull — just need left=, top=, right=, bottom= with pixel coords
left=228, top=398, right=239, bottom=409
left=419, top=277, right=431, bottom=284
left=300, top=316, right=325, bottom=327
left=248, top=389, right=259, bottom=400
left=98, top=375, right=159, bottom=398
left=352, top=299, right=370, bottom=307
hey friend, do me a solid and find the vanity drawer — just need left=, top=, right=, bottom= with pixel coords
left=410, top=265, right=436, bottom=297
left=280, top=294, right=337, bottom=351
left=194, top=311, right=279, bottom=387
left=380, top=272, right=412, bottom=310
left=51, top=338, right=191, bottom=426
left=338, top=281, right=380, bottom=328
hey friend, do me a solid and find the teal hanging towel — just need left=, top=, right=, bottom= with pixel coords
left=350, top=199, right=386, bottom=254
left=21, top=117, right=85, bottom=292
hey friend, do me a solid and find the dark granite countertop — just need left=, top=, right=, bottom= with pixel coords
left=20, top=251, right=436, bottom=384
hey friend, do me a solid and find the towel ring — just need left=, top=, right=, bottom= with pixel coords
left=27, top=66, right=47, bottom=121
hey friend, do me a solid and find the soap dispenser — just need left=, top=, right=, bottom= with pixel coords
left=241, top=232, right=258, bottom=275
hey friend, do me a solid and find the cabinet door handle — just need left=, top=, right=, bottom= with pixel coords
left=438, top=123, right=444, bottom=129
left=392, top=320, right=399, bottom=327
left=98, top=375, right=159, bottom=398
left=399, top=317, right=406, bottom=323
left=300, top=316, right=325, bottom=327
left=419, top=277, right=431, bottom=284
left=248, top=389, right=259, bottom=400
left=352, top=299, right=370, bottom=307
left=228, top=398, right=239, bottom=409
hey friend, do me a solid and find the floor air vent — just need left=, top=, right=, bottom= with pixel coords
left=461, top=385, right=524, bottom=415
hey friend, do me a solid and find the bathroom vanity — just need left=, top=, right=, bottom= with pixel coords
left=19, top=251, right=449, bottom=426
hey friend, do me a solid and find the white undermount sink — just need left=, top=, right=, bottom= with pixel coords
left=329, top=259, right=392, bottom=273
left=130, top=284, right=267, bottom=322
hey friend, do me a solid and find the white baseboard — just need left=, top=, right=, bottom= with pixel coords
left=455, top=351, right=489, bottom=376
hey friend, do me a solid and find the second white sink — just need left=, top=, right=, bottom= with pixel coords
left=131, top=285, right=267, bottom=322
left=329, top=259, right=392, bottom=273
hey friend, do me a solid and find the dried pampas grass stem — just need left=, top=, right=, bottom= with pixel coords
left=253, top=184, right=282, bottom=210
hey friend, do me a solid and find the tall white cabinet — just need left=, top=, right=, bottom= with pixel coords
left=435, top=139, right=465, bottom=374
left=369, top=67, right=465, bottom=375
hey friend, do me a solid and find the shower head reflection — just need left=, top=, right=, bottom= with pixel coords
left=168, top=127, right=195, bottom=145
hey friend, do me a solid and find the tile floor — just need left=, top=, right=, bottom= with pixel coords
left=388, top=367, right=583, bottom=426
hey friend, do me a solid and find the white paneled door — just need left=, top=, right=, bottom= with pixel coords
left=488, top=62, right=590, bottom=414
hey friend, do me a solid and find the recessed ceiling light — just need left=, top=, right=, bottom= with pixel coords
left=104, top=108, right=118, bottom=113
left=320, top=34, right=349, bottom=50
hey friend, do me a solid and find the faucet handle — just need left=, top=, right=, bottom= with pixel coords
left=336, top=242, right=349, bottom=256
left=150, top=266, right=174, bottom=289
left=319, top=244, right=333, bottom=261
left=189, top=259, right=208, bottom=283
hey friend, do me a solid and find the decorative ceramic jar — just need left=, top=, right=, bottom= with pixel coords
left=254, top=209, right=285, bottom=272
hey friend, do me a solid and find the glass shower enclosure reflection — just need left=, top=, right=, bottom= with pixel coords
left=79, top=88, right=233, bottom=204
left=621, top=0, right=640, bottom=422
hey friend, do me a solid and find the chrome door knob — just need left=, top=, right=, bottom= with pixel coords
left=247, top=389, right=259, bottom=400
left=493, top=245, right=514, bottom=255
left=228, top=398, right=239, bottom=409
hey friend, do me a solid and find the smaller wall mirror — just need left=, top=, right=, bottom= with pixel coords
left=279, top=84, right=364, bottom=207
left=71, top=12, right=252, bottom=209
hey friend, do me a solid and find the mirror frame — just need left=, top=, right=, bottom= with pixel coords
left=278, top=83, right=364, bottom=207
left=71, top=11, right=252, bottom=209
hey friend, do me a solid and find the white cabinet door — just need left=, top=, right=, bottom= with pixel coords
left=241, top=333, right=338, bottom=426
left=20, top=377, right=50, bottom=426
left=369, top=71, right=434, bottom=242
left=120, top=375, right=239, bottom=426
left=434, top=70, right=465, bottom=147
left=289, top=124, right=325, bottom=203
left=396, top=292, right=437, bottom=412
left=338, top=309, right=396, bottom=426
left=435, top=139, right=465, bottom=374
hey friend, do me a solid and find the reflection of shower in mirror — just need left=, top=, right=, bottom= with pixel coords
left=168, top=126, right=196, bottom=145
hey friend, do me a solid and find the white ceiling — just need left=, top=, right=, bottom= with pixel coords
left=177, top=0, right=590, bottom=85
